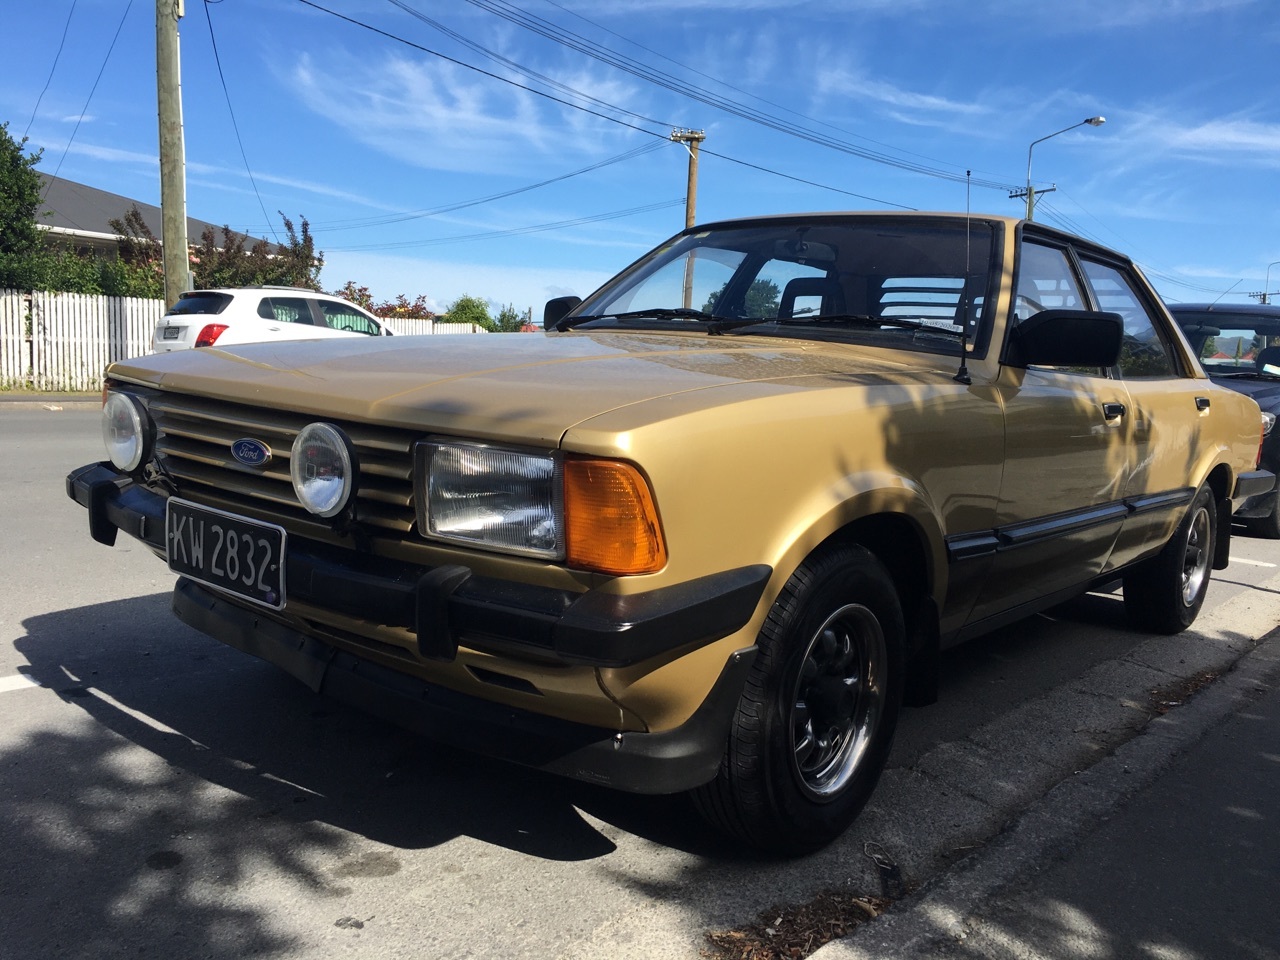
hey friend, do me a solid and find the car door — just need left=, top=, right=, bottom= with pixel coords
left=964, top=237, right=1133, bottom=625
left=1081, top=257, right=1208, bottom=570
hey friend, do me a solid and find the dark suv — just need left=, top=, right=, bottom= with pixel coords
left=1171, top=302, right=1280, bottom=537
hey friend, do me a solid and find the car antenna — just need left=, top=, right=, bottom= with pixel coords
left=954, top=170, right=973, bottom=385
left=1208, top=279, right=1242, bottom=307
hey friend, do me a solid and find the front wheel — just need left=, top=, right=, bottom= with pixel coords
left=692, top=543, right=905, bottom=855
left=1123, top=484, right=1216, bottom=634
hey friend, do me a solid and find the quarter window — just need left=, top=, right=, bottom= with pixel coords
left=257, top=297, right=315, bottom=325
left=1079, top=260, right=1177, bottom=379
left=319, top=301, right=381, bottom=335
left=1014, top=242, right=1083, bottom=319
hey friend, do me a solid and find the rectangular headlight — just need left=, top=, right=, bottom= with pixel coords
left=416, top=440, right=564, bottom=559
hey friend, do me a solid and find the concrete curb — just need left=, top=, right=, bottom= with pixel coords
left=811, top=631, right=1280, bottom=960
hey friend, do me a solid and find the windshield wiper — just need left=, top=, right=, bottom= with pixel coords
left=709, top=313, right=966, bottom=338
left=710, top=312, right=974, bottom=384
left=556, top=307, right=718, bottom=331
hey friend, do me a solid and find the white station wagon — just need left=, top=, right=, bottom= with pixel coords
left=152, top=286, right=391, bottom=353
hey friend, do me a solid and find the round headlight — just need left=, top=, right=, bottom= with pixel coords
left=102, top=392, right=150, bottom=472
left=290, top=422, right=357, bottom=518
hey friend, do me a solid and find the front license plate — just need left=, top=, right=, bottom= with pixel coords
left=166, top=498, right=286, bottom=609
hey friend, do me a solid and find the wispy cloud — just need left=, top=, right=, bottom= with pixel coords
left=813, top=67, right=990, bottom=130
left=286, top=52, right=644, bottom=174
left=1117, top=113, right=1280, bottom=168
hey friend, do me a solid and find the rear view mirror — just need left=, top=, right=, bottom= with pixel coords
left=1004, top=309, right=1124, bottom=368
left=543, top=296, right=582, bottom=330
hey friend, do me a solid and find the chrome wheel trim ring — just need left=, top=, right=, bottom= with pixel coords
left=788, top=603, right=887, bottom=802
left=1181, top=505, right=1212, bottom=607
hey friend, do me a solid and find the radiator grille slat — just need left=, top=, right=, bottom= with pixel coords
left=149, top=393, right=419, bottom=536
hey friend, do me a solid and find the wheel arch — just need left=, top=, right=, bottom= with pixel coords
left=779, top=500, right=943, bottom=708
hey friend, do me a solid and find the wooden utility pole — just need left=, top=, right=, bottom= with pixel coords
left=670, top=128, right=706, bottom=228
left=156, top=0, right=189, bottom=308
left=671, top=129, right=705, bottom=309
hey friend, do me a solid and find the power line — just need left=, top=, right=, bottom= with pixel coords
left=307, top=142, right=666, bottom=233
left=202, top=0, right=279, bottom=243
left=326, top=199, right=683, bottom=251
left=537, top=0, right=1011, bottom=188
left=700, top=147, right=916, bottom=211
left=42, top=0, right=134, bottom=194
left=384, top=0, right=670, bottom=129
left=296, top=0, right=670, bottom=141
left=23, top=0, right=79, bottom=140
left=455, top=0, right=1017, bottom=191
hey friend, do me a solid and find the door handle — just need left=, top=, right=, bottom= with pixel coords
left=1102, top=402, right=1127, bottom=420
left=1195, top=396, right=1211, bottom=411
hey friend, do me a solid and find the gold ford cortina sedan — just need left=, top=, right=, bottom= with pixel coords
left=67, top=213, right=1274, bottom=855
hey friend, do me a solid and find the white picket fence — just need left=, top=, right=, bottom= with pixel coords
left=0, top=290, right=486, bottom=392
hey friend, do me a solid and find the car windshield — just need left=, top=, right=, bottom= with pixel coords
left=569, top=217, right=996, bottom=351
left=1176, top=312, right=1280, bottom=376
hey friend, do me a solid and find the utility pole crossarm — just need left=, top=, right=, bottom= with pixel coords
left=670, top=128, right=706, bottom=230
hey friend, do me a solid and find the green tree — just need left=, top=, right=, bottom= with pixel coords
left=191, top=212, right=322, bottom=290
left=703, top=278, right=781, bottom=318
left=0, top=121, right=46, bottom=289
left=445, top=294, right=492, bottom=330
left=493, top=303, right=526, bottom=332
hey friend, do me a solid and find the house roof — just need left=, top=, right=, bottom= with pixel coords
left=36, top=173, right=275, bottom=250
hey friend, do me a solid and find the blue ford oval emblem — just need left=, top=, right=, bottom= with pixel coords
left=231, top=438, right=272, bottom=467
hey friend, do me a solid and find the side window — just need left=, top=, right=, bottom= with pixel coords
left=258, top=297, right=315, bottom=325
left=1014, top=240, right=1101, bottom=376
left=1014, top=242, right=1083, bottom=320
left=1079, top=259, right=1178, bottom=379
left=319, top=301, right=381, bottom=335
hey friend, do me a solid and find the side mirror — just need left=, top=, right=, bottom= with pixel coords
left=1005, top=309, right=1124, bottom=368
left=544, top=295, right=582, bottom=330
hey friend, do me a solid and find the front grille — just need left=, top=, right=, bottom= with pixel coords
left=148, top=392, right=420, bottom=536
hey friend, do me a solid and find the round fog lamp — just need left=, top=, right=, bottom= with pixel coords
left=290, top=422, right=357, bottom=518
left=102, top=392, right=149, bottom=472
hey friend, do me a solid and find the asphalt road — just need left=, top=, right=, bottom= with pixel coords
left=4, top=404, right=1280, bottom=960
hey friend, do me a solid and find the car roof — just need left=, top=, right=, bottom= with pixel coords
left=1168, top=302, right=1280, bottom=321
left=680, top=211, right=1136, bottom=269
left=179, top=288, right=349, bottom=301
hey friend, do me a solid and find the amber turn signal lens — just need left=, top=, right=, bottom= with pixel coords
left=564, top=458, right=667, bottom=575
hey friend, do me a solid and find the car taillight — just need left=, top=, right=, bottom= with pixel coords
left=195, top=323, right=229, bottom=347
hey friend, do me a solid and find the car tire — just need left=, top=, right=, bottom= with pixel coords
left=1123, top=484, right=1216, bottom=634
left=692, top=543, right=904, bottom=856
left=1242, top=492, right=1280, bottom=540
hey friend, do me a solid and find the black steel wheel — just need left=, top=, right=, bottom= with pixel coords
left=692, top=543, right=904, bottom=855
left=1124, top=484, right=1216, bottom=634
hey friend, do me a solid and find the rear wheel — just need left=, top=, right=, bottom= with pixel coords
left=692, top=543, right=905, bottom=855
left=1123, top=484, right=1216, bottom=634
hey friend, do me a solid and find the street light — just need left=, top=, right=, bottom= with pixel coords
left=1022, top=116, right=1106, bottom=220
left=1264, top=260, right=1280, bottom=305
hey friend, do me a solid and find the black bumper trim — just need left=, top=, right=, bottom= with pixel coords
left=67, top=463, right=772, bottom=668
left=172, top=577, right=756, bottom=794
left=1234, top=469, right=1276, bottom=501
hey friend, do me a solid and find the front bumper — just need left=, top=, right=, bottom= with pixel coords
left=66, top=462, right=771, bottom=669
left=67, top=461, right=772, bottom=793
left=173, top=577, right=756, bottom=793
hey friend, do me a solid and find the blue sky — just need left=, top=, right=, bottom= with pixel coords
left=5, top=0, right=1279, bottom=315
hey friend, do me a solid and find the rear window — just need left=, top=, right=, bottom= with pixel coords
left=166, top=292, right=233, bottom=316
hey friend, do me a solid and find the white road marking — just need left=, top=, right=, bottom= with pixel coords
left=1232, top=557, right=1278, bottom=568
left=0, top=674, right=42, bottom=694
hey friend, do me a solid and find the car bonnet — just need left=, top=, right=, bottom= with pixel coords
left=107, top=331, right=935, bottom=444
